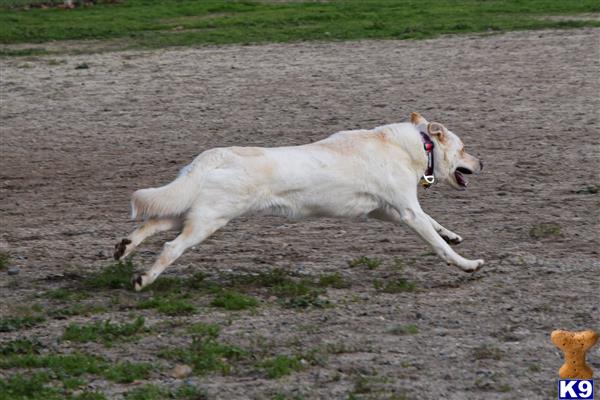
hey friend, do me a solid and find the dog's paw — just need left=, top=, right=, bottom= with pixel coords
left=442, top=234, right=463, bottom=245
left=131, top=272, right=149, bottom=292
left=114, top=238, right=132, bottom=261
left=462, top=259, right=484, bottom=273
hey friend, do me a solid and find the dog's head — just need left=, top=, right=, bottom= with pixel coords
left=411, top=112, right=483, bottom=190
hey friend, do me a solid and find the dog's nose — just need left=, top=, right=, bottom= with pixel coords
left=479, top=160, right=484, bottom=171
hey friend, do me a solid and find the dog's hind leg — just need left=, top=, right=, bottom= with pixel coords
left=132, top=212, right=230, bottom=291
left=114, top=217, right=182, bottom=261
left=425, top=214, right=463, bottom=245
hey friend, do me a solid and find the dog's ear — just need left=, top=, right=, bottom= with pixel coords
left=410, top=112, right=428, bottom=126
left=427, top=122, right=446, bottom=140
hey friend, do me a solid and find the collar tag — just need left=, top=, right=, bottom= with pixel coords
left=420, top=174, right=435, bottom=188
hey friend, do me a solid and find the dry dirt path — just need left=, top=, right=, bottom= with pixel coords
left=1, top=28, right=599, bottom=399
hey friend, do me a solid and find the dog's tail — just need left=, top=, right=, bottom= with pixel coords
left=130, top=175, right=196, bottom=220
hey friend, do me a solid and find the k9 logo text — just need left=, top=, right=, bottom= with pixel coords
left=558, top=380, right=594, bottom=400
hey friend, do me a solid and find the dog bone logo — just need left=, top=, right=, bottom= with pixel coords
left=551, top=329, right=598, bottom=379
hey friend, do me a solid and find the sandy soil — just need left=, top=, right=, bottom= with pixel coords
left=1, top=28, right=599, bottom=399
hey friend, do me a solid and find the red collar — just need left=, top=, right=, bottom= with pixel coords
left=419, top=131, right=435, bottom=188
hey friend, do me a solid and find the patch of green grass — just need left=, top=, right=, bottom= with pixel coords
left=389, top=324, right=419, bottom=335
left=374, top=278, right=416, bottom=293
left=528, top=364, right=541, bottom=372
left=0, top=338, right=43, bottom=355
left=529, top=223, right=563, bottom=239
left=187, top=322, right=220, bottom=338
left=102, top=361, right=152, bottom=383
left=0, top=250, right=9, bottom=270
left=49, top=303, right=108, bottom=319
left=62, top=316, right=146, bottom=345
left=318, top=272, right=351, bottom=289
left=472, top=344, right=505, bottom=360
left=273, top=279, right=328, bottom=309
left=352, top=374, right=375, bottom=395
left=238, top=268, right=330, bottom=309
left=137, top=295, right=196, bottom=316
left=123, top=384, right=205, bottom=400
left=211, top=290, right=259, bottom=310
left=0, top=373, right=59, bottom=400
left=159, top=323, right=245, bottom=375
left=84, top=260, right=135, bottom=290
left=123, top=384, right=166, bottom=400
left=575, top=184, right=599, bottom=194
left=171, top=385, right=207, bottom=400
left=261, top=355, right=303, bottom=379
left=0, top=351, right=152, bottom=384
left=44, top=288, right=89, bottom=301
left=0, top=353, right=105, bottom=376
left=348, top=256, right=381, bottom=270
left=0, top=315, right=45, bottom=332
left=1, top=0, right=599, bottom=55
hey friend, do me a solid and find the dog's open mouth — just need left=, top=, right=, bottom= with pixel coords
left=454, top=167, right=473, bottom=187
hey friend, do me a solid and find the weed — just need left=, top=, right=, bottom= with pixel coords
left=137, top=295, right=196, bottom=316
left=352, top=375, right=375, bottom=394
left=575, top=184, right=599, bottom=194
left=374, top=278, right=416, bottom=293
left=102, top=361, right=152, bottom=383
left=159, top=323, right=245, bottom=375
left=0, top=353, right=105, bottom=376
left=529, top=223, right=563, bottom=239
left=528, top=364, right=541, bottom=372
left=0, top=250, right=9, bottom=270
left=318, top=272, right=351, bottom=289
left=348, top=256, right=381, bottom=269
left=124, top=384, right=166, bottom=400
left=187, top=322, right=220, bottom=338
left=0, top=351, right=152, bottom=385
left=172, top=385, right=208, bottom=399
left=62, top=316, right=146, bottom=345
left=0, top=315, right=45, bottom=332
left=0, top=373, right=58, bottom=400
left=44, top=288, right=89, bottom=301
left=240, top=268, right=289, bottom=287
left=84, top=260, right=135, bottom=290
left=49, top=303, right=107, bottom=319
left=211, top=290, right=259, bottom=310
left=0, top=338, right=43, bottom=355
left=272, top=279, right=328, bottom=309
left=261, top=355, right=302, bottom=379
left=122, top=383, right=205, bottom=400
left=472, top=344, right=505, bottom=360
left=389, top=324, right=419, bottom=335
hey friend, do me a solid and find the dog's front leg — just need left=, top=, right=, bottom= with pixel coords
left=425, top=214, right=463, bottom=245
left=394, top=205, right=484, bottom=272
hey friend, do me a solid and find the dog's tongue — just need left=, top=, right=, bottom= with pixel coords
left=455, top=170, right=468, bottom=187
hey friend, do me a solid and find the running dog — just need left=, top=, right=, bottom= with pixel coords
left=114, top=112, right=484, bottom=291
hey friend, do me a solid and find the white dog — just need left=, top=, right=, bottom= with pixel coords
left=114, top=112, right=484, bottom=291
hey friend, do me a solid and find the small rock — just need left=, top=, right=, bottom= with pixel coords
left=171, top=364, right=192, bottom=379
left=96, top=250, right=108, bottom=258
left=7, top=267, right=20, bottom=275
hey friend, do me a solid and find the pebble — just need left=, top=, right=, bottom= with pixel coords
left=96, top=250, right=108, bottom=258
left=7, top=267, right=20, bottom=275
left=170, top=364, right=193, bottom=379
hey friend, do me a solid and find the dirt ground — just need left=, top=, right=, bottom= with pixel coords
left=1, top=28, right=599, bottom=399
